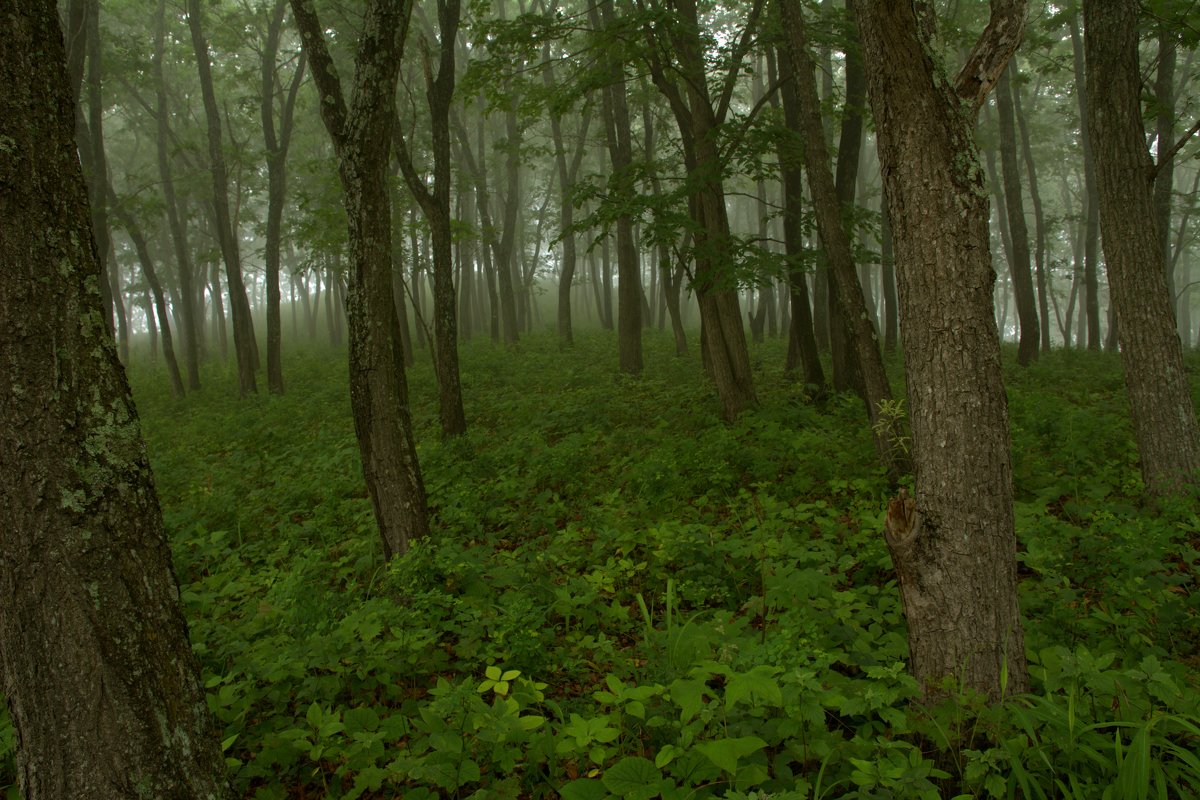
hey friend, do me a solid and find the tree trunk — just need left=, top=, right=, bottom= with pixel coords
left=1084, top=0, right=1200, bottom=493
left=0, top=6, right=232, bottom=796
left=188, top=0, right=258, bottom=395
left=108, top=189, right=186, bottom=398
left=592, top=0, right=642, bottom=374
left=642, top=0, right=758, bottom=420
left=261, top=0, right=307, bottom=394
left=780, top=0, right=903, bottom=476
left=1069, top=14, right=1102, bottom=350
left=770, top=44, right=825, bottom=387
left=856, top=0, right=1030, bottom=701
left=393, top=0, right=466, bottom=437
left=291, top=0, right=430, bottom=558
left=1011, top=58, right=1051, bottom=353
left=996, top=62, right=1039, bottom=364
left=154, top=0, right=200, bottom=390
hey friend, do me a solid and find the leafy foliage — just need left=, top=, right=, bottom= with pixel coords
left=2, top=334, right=1197, bottom=799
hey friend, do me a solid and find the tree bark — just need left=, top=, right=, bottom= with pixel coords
left=1084, top=0, right=1200, bottom=493
left=855, top=0, right=1030, bottom=702
left=0, top=5, right=233, bottom=796
left=1011, top=58, right=1051, bottom=353
left=291, top=0, right=430, bottom=558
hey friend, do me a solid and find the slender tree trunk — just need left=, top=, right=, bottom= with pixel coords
left=1070, top=14, right=1102, bottom=349
left=856, top=0, right=1030, bottom=701
left=153, top=0, right=200, bottom=390
left=261, top=0, right=307, bottom=394
left=188, top=0, right=258, bottom=394
left=592, top=0, right=642, bottom=374
left=292, top=0, right=430, bottom=557
left=108, top=189, right=186, bottom=398
left=996, top=62, right=1039, bottom=364
left=1084, top=0, right=1200, bottom=492
left=1, top=7, right=233, bottom=796
left=1012, top=59, right=1051, bottom=352
left=781, top=0, right=902, bottom=475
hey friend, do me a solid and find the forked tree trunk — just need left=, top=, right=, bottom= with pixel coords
left=1084, top=0, right=1200, bottom=493
left=291, top=0, right=430, bottom=558
left=856, top=0, right=1031, bottom=702
left=0, top=6, right=232, bottom=796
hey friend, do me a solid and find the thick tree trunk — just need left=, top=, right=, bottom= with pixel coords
left=0, top=6, right=232, bottom=796
left=880, top=205, right=898, bottom=352
left=292, top=0, right=430, bottom=558
left=856, top=0, right=1030, bottom=701
left=996, top=63, right=1039, bottom=364
left=1084, top=0, right=1200, bottom=492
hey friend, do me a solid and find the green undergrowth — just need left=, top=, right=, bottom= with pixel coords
left=3, top=333, right=1199, bottom=799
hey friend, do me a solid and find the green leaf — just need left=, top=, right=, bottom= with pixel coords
left=344, top=706, right=380, bottom=734
left=603, top=756, right=660, bottom=797
left=725, top=666, right=782, bottom=709
left=669, top=678, right=707, bottom=722
left=695, top=736, right=768, bottom=775
left=560, top=778, right=609, bottom=800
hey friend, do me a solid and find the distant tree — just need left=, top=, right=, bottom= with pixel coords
left=778, top=0, right=905, bottom=479
left=393, top=0, right=467, bottom=436
left=259, top=0, right=307, bottom=395
left=291, top=0, right=430, bottom=558
left=1084, top=0, right=1200, bottom=493
left=0, top=3, right=232, bottom=796
left=188, top=0, right=259, bottom=396
left=996, top=61, right=1039, bottom=365
left=856, top=0, right=1031, bottom=701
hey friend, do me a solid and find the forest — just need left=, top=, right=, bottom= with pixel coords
left=1, top=0, right=1200, bottom=798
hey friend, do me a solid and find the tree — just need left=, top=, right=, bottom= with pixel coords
left=393, top=0, right=468, bottom=437
left=638, top=0, right=760, bottom=420
left=855, top=0, right=1031, bottom=701
left=260, top=0, right=307, bottom=395
left=995, top=61, right=1039, bottom=365
left=0, top=3, right=232, bottom=796
left=778, top=0, right=905, bottom=478
left=188, top=0, right=260, bottom=396
left=1084, top=0, right=1200, bottom=492
left=590, top=0, right=643, bottom=375
left=291, top=0, right=431, bottom=558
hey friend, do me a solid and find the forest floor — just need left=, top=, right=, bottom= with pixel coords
left=5, top=331, right=1200, bottom=799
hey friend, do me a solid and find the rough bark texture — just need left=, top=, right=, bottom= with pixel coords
left=291, top=0, right=430, bottom=558
left=855, top=0, right=1030, bottom=701
left=780, top=0, right=904, bottom=477
left=1084, top=0, right=1200, bottom=493
left=188, top=0, right=259, bottom=396
left=996, top=63, right=1038, bottom=364
left=0, top=4, right=233, bottom=797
